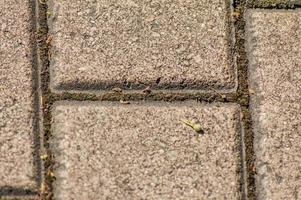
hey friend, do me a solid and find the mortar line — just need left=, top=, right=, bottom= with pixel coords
left=0, top=187, right=37, bottom=198
left=35, top=0, right=54, bottom=199
left=249, top=5, right=301, bottom=8
left=32, top=0, right=43, bottom=193
left=247, top=0, right=301, bottom=9
left=233, top=0, right=257, bottom=199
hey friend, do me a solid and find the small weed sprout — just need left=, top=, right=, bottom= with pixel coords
left=180, top=119, right=204, bottom=134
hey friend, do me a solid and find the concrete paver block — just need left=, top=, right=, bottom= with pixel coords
left=51, top=102, right=242, bottom=200
left=48, top=0, right=236, bottom=92
left=246, top=9, right=301, bottom=200
left=0, top=1, right=37, bottom=190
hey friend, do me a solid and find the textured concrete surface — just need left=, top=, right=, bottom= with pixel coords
left=0, top=1, right=37, bottom=189
left=48, top=0, right=236, bottom=91
left=246, top=10, right=301, bottom=200
left=51, top=102, right=242, bottom=200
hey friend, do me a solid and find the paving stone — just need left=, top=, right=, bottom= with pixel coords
left=51, top=102, right=242, bottom=200
left=47, top=0, right=236, bottom=91
left=0, top=1, right=36, bottom=190
left=246, top=10, right=301, bottom=200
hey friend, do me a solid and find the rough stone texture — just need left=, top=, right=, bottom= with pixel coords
left=0, top=1, right=36, bottom=189
left=246, top=10, right=301, bottom=200
left=51, top=102, right=242, bottom=200
left=48, top=0, right=236, bottom=91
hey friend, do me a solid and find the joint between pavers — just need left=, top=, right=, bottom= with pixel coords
left=30, top=0, right=44, bottom=193
left=233, top=0, right=257, bottom=199
left=34, top=0, right=53, bottom=199
left=0, top=187, right=38, bottom=199
left=246, top=0, right=301, bottom=8
left=43, top=91, right=241, bottom=105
